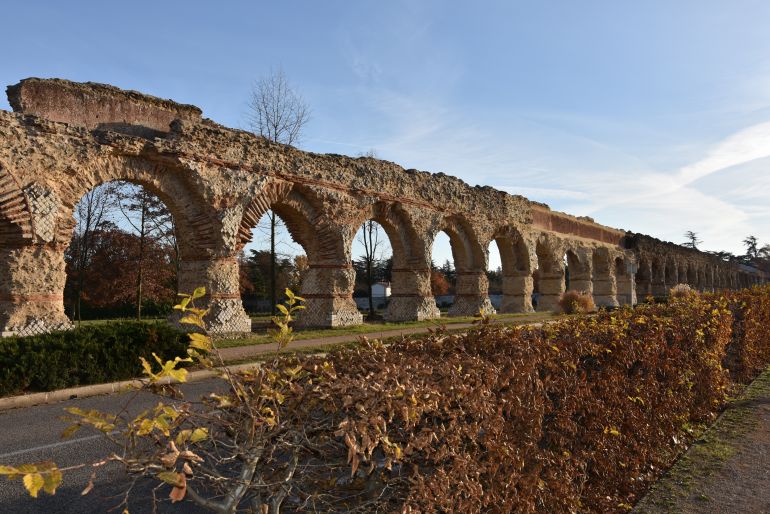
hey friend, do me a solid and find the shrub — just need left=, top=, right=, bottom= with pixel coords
left=559, top=289, right=596, bottom=313
left=669, top=283, right=695, bottom=298
left=0, top=322, right=188, bottom=396
left=724, top=285, right=770, bottom=382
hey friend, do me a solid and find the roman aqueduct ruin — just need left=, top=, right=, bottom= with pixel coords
left=0, top=78, right=765, bottom=336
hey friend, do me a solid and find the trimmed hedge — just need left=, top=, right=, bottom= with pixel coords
left=0, top=322, right=188, bottom=397
left=212, top=286, right=770, bottom=512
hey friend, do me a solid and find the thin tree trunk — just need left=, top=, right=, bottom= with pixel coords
left=270, top=211, right=277, bottom=315
left=136, top=198, right=146, bottom=320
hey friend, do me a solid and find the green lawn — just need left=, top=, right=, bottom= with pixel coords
left=215, top=311, right=556, bottom=349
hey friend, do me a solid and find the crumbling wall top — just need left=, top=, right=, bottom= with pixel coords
left=6, top=78, right=202, bottom=137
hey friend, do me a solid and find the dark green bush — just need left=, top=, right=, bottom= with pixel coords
left=0, top=322, right=188, bottom=396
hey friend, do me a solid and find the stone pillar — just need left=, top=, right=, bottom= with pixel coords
left=500, top=272, right=534, bottom=313
left=175, top=258, right=251, bottom=335
left=616, top=265, right=637, bottom=306
left=0, top=245, right=72, bottom=336
left=385, top=267, right=440, bottom=322
left=297, top=264, right=363, bottom=327
left=568, top=268, right=593, bottom=295
left=449, top=271, right=495, bottom=316
left=593, top=253, right=619, bottom=308
left=537, top=269, right=565, bottom=312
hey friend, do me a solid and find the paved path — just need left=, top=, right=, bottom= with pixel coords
left=634, top=368, right=770, bottom=513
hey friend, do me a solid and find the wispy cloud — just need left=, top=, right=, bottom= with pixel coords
left=677, top=121, right=770, bottom=187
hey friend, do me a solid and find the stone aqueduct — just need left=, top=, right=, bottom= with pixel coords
left=0, top=78, right=765, bottom=336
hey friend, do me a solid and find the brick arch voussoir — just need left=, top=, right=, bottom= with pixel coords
left=491, top=224, right=532, bottom=275
left=238, top=181, right=330, bottom=261
left=237, top=179, right=293, bottom=251
left=355, top=201, right=421, bottom=269
left=0, top=163, right=34, bottom=247
left=438, top=214, right=486, bottom=272
left=57, top=159, right=217, bottom=258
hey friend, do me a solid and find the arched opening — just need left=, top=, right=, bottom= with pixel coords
left=486, top=239, right=503, bottom=310
left=650, top=258, right=664, bottom=297
left=563, top=249, right=587, bottom=292
left=635, top=255, right=652, bottom=300
left=64, top=181, right=178, bottom=322
left=430, top=231, right=455, bottom=312
left=687, top=265, right=697, bottom=287
left=351, top=219, right=393, bottom=320
left=430, top=216, right=491, bottom=316
left=492, top=227, right=533, bottom=312
left=240, top=208, right=307, bottom=319
left=666, top=258, right=678, bottom=286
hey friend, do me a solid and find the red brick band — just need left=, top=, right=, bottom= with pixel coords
left=209, top=293, right=241, bottom=300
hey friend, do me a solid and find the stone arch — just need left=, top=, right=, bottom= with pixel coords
left=687, top=265, right=697, bottom=287
left=237, top=180, right=328, bottom=261
left=238, top=180, right=362, bottom=327
left=678, top=261, right=688, bottom=287
left=436, top=214, right=486, bottom=272
left=650, top=257, right=666, bottom=297
left=563, top=245, right=592, bottom=293
left=491, top=225, right=534, bottom=312
left=665, top=257, right=678, bottom=286
left=56, top=157, right=217, bottom=258
left=433, top=214, right=493, bottom=316
left=350, top=201, right=439, bottom=322
left=635, top=254, right=652, bottom=299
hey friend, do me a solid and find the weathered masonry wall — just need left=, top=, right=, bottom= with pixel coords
left=0, top=78, right=765, bottom=336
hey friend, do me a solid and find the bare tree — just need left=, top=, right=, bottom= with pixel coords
left=358, top=220, right=386, bottom=319
left=247, top=68, right=310, bottom=147
left=682, top=231, right=701, bottom=250
left=69, top=184, right=116, bottom=322
left=247, top=69, right=310, bottom=312
left=114, top=182, right=175, bottom=320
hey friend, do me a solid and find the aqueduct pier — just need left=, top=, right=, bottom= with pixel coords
left=0, top=78, right=765, bottom=336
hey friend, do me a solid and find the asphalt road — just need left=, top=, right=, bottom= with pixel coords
left=0, top=379, right=228, bottom=513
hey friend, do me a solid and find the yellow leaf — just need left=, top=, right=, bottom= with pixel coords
left=157, top=471, right=184, bottom=487
left=192, top=287, right=206, bottom=300
left=61, top=424, right=81, bottom=439
left=175, top=429, right=191, bottom=446
left=23, top=473, right=45, bottom=498
left=41, top=467, right=62, bottom=495
left=190, top=428, right=208, bottom=444
left=188, top=333, right=211, bottom=352
left=179, top=315, right=203, bottom=327
left=276, top=303, right=289, bottom=316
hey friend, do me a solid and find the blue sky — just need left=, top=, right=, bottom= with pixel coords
left=2, top=1, right=770, bottom=268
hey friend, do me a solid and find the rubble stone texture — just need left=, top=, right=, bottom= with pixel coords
left=0, top=78, right=765, bottom=335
